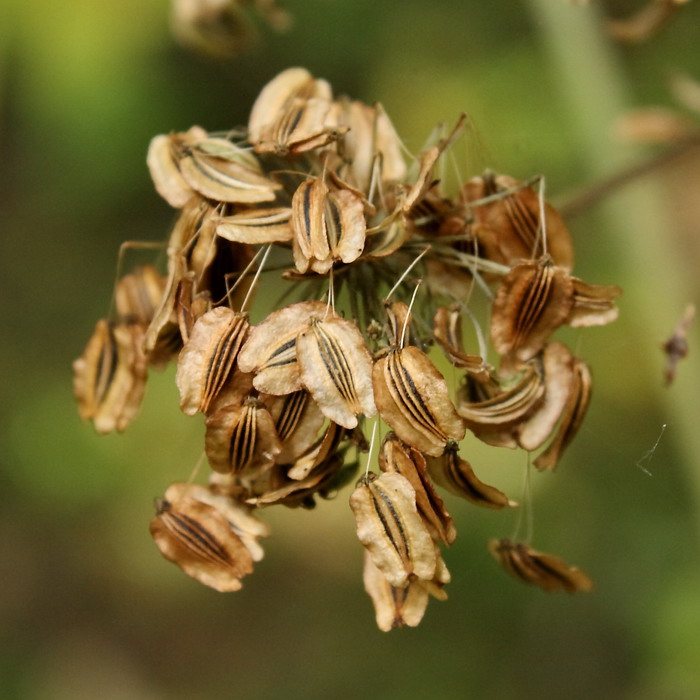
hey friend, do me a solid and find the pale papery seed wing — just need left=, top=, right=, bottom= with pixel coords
left=286, top=421, right=345, bottom=480
left=297, top=316, right=376, bottom=429
left=518, top=343, right=575, bottom=451
left=205, top=397, right=281, bottom=474
left=350, top=472, right=437, bottom=589
left=248, top=67, right=315, bottom=144
left=567, top=278, right=622, bottom=328
left=375, top=347, right=464, bottom=458
left=534, top=359, right=592, bottom=471
left=291, top=177, right=329, bottom=263
left=379, top=433, right=457, bottom=545
left=362, top=551, right=430, bottom=632
left=427, top=448, right=514, bottom=509
left=216, top=207, right=293, bottom=244
left=260, top=390, right=326, bottom=464
left=150, top=496, right=253, bottom=592
left=176, top=307, right=249, bottom=415
left=237, top=301, right=327, bottom=395
left=164, top=482, right=270, bottom=562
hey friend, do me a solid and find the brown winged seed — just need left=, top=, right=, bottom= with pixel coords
left=488, top=538, right=593, bottom=593
left=237, top=301, right=327, bottom=395
left=176, top=307, right=249, bottom=415
left=73, top=320, right=148, bottom=434
left=296, top=315, right=376, bottom=429
left=350, top=472, right=437, bottom=588
left=373, top=347, right=465, bottom=457
left=150, top=489, right=255, bottom=592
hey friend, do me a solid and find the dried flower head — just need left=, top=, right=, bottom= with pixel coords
left=75, top=66, right=619, bottom=629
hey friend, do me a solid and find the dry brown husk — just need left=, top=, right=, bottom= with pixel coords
left=490, top=256, right=574, bottom=362
left=533, top=358, right=592, bottom=471
left=427, top=444, right=515, bottom=509
left=463, top=173, right=574, bottom=270
left=297, top=316, right=376, bottom=428
left=379, top=433, right=457, bottom=545
left=174, top=272, right=212, bottom=344
left=488, top=538, right=593, bottom=593
left=237, top=301, right=327, bottom=395
left=73, top=320, right=148, bottom=434
left=373, top=346, right=465, bottom=457
left=362, top=552, right=430, bottom=632
left=150, top=492, right=254, bottom=592
left=205, top=396, right=282, bottom=474
left=350, top=472, right=437, bottom=588
left=176, top=307, right=249, bottom=415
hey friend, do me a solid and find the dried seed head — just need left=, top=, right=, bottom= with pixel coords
left=362, top=552, right=430, bottom=632
left=115, top=265, right=167, bottom=326
left=488, top=538, right=593, bottom=593
left=533, top=358, right=592, bottom=471
left=216, top=207, right=293, bottom=244
left=433, top=305, right=490, bottom=381
left=205, top=396, right=282, bottom=474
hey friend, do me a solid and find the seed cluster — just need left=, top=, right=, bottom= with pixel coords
left=74, top=68, right=619, bottom=630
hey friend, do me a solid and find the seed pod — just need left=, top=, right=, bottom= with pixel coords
left=147, top=126, right=208, bottom=208
left=488, top=538, right=593, bottom=593
left=426, top=445, right=515, bottom=509
left=463, top=173, right=574, bottom=269
left=163, top=482, right=270, bottom=562
left=534, top=358, right=592, bottom=471
left=205, top=396, right=281, bottom=474
left=73, top=320, right=148, bottom=434
left=176, top=307, right=249, bottom=415
left=373, top=347, right=465, bottom=457
left=237, top=301, right=327, bottom=395
left=379, top=433, right=457, bottom=545
left=350, top=472, right=437, bottom=588
left=297, top=316, right=376, bottom=429
left=150, top=493, right=254, bottom=592
left=178, top=138, right=281, bottom=204
left=363, top=552, right=430, bottom=632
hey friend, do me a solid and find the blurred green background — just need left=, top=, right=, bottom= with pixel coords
left=2, top=1, right=700, bottom=698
